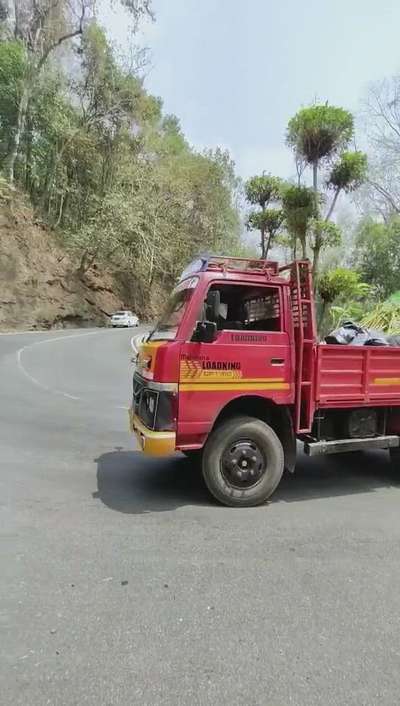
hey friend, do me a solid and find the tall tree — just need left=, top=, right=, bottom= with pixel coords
left=354, top=217, right=400, bottom=298
left=0, top=0, right=153, bottom=182
left=285, top=103, right=366, bottom=281
left=245, top=174, right=283, bottom=258
left=360, top=75, right=400, bottom=219
left=281, top=184, right=317, bottom=259
left=326, top=151, right=367, bottom=220
left=286, top=104, right=354, bottom=194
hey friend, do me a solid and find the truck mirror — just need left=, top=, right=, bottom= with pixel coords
left=205, top=290, right=220, bottom=323
left=192, top=321, right=217, bottom=343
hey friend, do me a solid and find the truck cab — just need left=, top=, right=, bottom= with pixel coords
left=129, top=256, right=400, bottom=507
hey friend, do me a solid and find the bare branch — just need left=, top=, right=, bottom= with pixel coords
left=368, top=179, right=400, bottom=214
left=36, top=0, right=86, bottom=71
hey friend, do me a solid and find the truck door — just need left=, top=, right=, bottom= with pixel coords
left=177, top=282, right=293, bottom=447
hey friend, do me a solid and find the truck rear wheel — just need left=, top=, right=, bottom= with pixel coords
left=202, top=416, right=284, bottom=507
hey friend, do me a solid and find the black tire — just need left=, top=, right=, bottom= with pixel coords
left=202, top=416, right=284, bottom=507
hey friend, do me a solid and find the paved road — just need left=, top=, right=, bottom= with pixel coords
left=1, top=328, right=400, bottom=705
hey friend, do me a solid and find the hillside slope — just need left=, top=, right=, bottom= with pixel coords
left=0, top=188, right=125, bottom=330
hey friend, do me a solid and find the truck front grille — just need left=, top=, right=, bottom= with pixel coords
left=132, top=372, right=176, bottom=432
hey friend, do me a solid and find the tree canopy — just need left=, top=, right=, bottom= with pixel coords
left=0, top=12, right=244, bottom=315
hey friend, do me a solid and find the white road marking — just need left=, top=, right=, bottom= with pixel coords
left=16, top=330, right=99, bottom=400
left=0, top=329, right=56, bottom=336
left=130, top=330, right=149, bottom=352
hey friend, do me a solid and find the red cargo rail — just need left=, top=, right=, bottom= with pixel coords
left=316, top=344, right=400, bottom=408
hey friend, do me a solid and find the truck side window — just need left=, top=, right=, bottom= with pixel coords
left=204, top=284, right=282, bottom=332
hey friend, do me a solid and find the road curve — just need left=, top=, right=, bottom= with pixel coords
left=1, top=328, right=400, bottom=705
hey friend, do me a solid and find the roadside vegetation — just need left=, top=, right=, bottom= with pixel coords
left=0, top=1, right=399, bottom=327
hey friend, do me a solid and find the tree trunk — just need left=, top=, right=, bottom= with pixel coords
left=312, top=246, right=320, bottom=280
left=325, top=188, right=340, bottom=221
left=55, top=193, right=65, bottom=227
left=312, top=160, right=318, bottom=193
left=6, top=85, right=30, bottom=183
left=260, top=226, right=266, bottom=259
left=59, top=190, right=69, bottom=228
left=300, top=236, right=307, bottom=259
left=265, top=230, right=273, bottom=259
left=40, top=147, right=58, bottom=213
left=24, top=111, right=33, bottom=193
left=318, top=300, right=327, bottom=332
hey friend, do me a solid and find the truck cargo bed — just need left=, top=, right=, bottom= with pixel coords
left=316, top=344, right=400, bottom=407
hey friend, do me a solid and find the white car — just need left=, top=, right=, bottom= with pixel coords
left=110, top=310, right=139, bottom=328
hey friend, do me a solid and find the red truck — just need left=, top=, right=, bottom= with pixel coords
left=129, top=256, right=400, bottom=507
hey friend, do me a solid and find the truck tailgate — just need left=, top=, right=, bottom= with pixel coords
left=316, top=344, right=400, bottom=406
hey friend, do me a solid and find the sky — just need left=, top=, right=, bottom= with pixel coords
left=103, top=0, right=400, bottom=181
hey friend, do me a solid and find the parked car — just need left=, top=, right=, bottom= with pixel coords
left=110, top=310, right=139, bottom=328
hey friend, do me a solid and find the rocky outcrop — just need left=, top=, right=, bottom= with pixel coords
left=0, top=187, right=125, bottom=330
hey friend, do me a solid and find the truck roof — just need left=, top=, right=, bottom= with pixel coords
left=179, top=255, right=292, bottom=285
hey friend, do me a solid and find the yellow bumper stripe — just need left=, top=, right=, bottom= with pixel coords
left=373, top=378, right=400, bottom=386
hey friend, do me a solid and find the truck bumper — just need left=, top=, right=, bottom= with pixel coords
left=129, top=408, right=176, bottom=457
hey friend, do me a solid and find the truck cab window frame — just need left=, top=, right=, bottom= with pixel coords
left=196, top=283, right=283, bottom=334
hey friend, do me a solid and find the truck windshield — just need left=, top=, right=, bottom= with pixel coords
left=148, top=279, right=197, bottom=341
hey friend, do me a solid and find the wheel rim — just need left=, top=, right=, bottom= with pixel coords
left=221, top=437, right=266, bottom=490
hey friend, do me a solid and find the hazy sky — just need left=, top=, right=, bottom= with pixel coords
left=105, top=0, right=400, bottom=180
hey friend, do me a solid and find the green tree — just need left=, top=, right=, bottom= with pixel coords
left=354, top=217, right=400, bottom=298
left=286, top=104, right=354, bottom=192
left=0, top=0, right=154, bottom=183
left=0, top=41, right=27, bottom=163
left=286, top=104, right=366, bottom=280
left=318, top=267, right=371, bottom=331
left=326, top=151, right=367, bottom=220
left=281, top=184, right=317, bottom=259
left=308, top=219, right=342, bottom=280
left=0, top=15, right=244, bottom=318
left=244, top=174, right=283, bottom=257
left=247, top=209, right=284, bottom=259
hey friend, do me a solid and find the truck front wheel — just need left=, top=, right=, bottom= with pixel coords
left=202, top=416, right=284, bottom=507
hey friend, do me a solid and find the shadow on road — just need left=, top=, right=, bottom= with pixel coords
left=274, top=450, right=399, bottom=503
left=94, top=451, right=210, bottom=514
left=94, top=448, right=399, bottom=514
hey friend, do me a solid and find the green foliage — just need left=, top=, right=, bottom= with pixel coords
left=282, top=184, right=317, bottom=257
left=318, top=268, right=370, bottom=305
left=329, top=303, right=366, bottom=328
left=317, top=267, right=371, bottom=332
left=309, top=219, right=341, bottom=250
left=286, top=104, right=354, bottom=165
left=244, top=174, right=282, bottom=208
left=361, top=301, right=400, bottom=334
left=308, top=218, right=342, bottom=278
left=0, top=41, right=27, bottom=157
left=247, top=209, right=284, bottom=235
left=244, top=174, right=283, bottom=258
left=0, top=19, right=243, bottom=315
left=328, top=151, right=367, bottom=192
left=354, top=217, right=400, bottom=298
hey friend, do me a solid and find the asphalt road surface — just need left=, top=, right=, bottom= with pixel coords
left=1, top=327, right=400, bottom=706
